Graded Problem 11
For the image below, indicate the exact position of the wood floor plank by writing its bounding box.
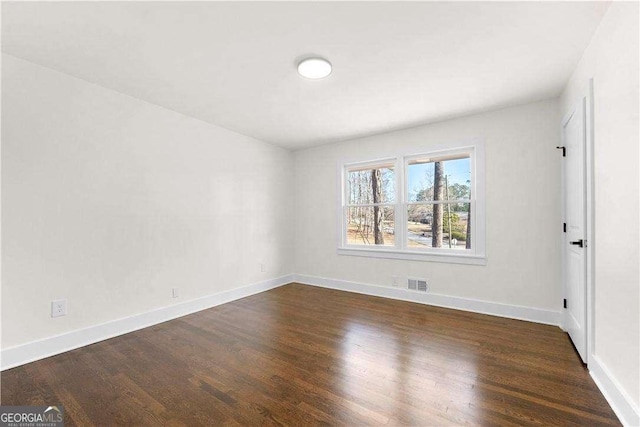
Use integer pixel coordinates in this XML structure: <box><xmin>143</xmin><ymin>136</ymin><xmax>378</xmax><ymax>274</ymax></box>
<box><xmin>1</xmin><ymin>283</ymin><xmax>621</xmax><ymax>426</ymax></box>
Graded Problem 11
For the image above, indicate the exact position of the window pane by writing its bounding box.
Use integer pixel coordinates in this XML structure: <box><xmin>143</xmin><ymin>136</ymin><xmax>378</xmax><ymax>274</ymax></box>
<box><xmin>347</xmin><ymin>166</ymin><xmax>395</xmax><ymax>204</ymax></box>
<box><xmin>407</xmin><ymin>203</ymin><xmax>470</xmax><ymax>250</ymax></box>
<box><xmin>346</xmin><ymin>206</ymin><xmax>395</xmax><ymax>246</ymax></box>
<box><xmin>407</xmin><ymin>155</ymin><xmax>471</xmax><ymax>202</ymax></box>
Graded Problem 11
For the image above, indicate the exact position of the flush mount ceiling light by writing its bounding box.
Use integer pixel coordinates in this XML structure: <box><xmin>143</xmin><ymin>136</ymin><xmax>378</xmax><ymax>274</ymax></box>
<box><xmin>297</xmin><ymin>57</ymin><xmax>332</xmax><ymax>79</ymax></box>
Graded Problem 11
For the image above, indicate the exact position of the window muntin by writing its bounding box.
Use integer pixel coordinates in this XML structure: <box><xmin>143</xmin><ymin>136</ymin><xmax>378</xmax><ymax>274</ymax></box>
<box><xmin>340</xmin><ymin>145</ymin><xmax>482</xmax><ymax>261</ymax></box>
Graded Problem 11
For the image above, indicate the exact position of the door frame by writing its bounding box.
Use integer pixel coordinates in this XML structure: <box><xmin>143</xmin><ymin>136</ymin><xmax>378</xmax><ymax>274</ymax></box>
<box><xmin>561</xmin><ymin>78</ymin><xmax>595</xmax><ymax>366</ymax></box>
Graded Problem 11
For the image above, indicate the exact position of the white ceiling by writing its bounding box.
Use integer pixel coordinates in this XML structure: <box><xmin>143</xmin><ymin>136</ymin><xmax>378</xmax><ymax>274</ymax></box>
<box><xmin>2</xmin><ymin>1</ymin><xmax>609</xmax><ymax>150</ymax></box>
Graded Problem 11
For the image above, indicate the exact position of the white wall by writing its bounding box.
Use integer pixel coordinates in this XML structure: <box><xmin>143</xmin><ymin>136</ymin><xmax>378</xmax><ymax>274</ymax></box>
<box><xmin>294</xmin><ymin>99</ymin><xmax>561</xmax><ymax>312</ymax></box>
<box><xmin>1</xmin><ymin>54</ymin><xmax>294</xmax><ymax>349</ymax></box>
<box><xmin>3</xmin><ymin>5</ymin><xmax>637</xmax><ymax>418</ymax></box>
<box><xmin>561</xmin><ymin>1</ymin><xmax>640</xmax><ymax>416</ymax></box>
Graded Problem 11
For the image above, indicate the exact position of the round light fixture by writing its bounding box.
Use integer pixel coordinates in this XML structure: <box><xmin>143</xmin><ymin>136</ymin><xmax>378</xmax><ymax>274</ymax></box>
<box><xmin>297</xmin><ymin>57</ymin><xmax>332</xmax><ymax>79</ymax></box>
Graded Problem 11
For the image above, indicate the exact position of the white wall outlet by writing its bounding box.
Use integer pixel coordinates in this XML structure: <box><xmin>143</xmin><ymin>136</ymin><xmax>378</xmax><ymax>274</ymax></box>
<box><xmin>172</xmin><ymin>288</ymin><xmax>179</xmax><ymax>298</ymax></box>
<box><xmin>260</xmin><ymin>263</ymin><xmax>266</xmax><ymax>273</ymax></box>
<box><xmin>392</xmin><ymin>276</ymin><xmax>400</xmax><ymax>287</ymax></box>
<box><xmin>51</xmin><ymin>299</ymin><xmax>67</xmax><ymax>318</ymax></box>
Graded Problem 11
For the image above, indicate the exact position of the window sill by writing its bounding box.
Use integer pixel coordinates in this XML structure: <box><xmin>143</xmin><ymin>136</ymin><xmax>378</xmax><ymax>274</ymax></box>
<box><xmin>337</xmin><ymin>247</ymin><xmax>486</xmax><ymax>265</ymax></box>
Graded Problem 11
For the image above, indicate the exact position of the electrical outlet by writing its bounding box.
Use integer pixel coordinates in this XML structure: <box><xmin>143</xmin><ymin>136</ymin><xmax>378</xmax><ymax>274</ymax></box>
<box><xmin>51</xmin><ymin>299</ymin><xmax>67</xmax><ymax>318</ymax></box>
<box><xmin>172</xmin><ymin>288</ymin><xmax>179</xmax><ymax>298</ymax></box>
<box><xmin>392</xmin><ymin>276</ymin><xmax>399</xmax><ymax>287</ymax></box>
<box><xmin>260</xmin><ymin>263</ymin><xmax>266</xmax><ymax>273</ymax></box>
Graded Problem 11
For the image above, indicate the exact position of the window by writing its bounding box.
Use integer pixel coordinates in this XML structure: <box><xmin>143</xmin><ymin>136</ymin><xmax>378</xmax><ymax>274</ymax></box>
<box><xmin>338</xmin><ymin>141</ymin><xmax>485</xmax><ymax>264</ymax></box>
<box><xmin>345</xmin><ymin>161</ymin><xmax>396</xmax><ymax>246</ymax></box>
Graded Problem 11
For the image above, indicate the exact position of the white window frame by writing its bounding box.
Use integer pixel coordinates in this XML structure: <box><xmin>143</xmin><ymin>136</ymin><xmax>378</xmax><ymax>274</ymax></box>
<box><xmin>337</xmin><ymin>139</ymin><xmax>486</xmax><ymax>265</ymax></box>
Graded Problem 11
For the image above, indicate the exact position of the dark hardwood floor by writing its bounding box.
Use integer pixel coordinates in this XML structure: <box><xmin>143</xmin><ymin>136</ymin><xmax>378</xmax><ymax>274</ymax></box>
<box><xmin>1</xmin><ymin>283</ymin><xmax>620</xmax><ymax>426</ymax></box>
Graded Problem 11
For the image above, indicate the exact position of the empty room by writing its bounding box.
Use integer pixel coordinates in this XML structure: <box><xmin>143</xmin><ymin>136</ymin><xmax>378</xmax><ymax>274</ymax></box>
<box><xmin>1</xmin><ymin>1</ymin><xmax>639</xmax><ymax>426</ymax></box>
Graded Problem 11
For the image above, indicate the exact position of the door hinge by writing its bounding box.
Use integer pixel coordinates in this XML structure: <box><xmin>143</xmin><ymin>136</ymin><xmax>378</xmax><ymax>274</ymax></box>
<box><xmin>563</xmin><ymin>299</ymin><xmax>567</xmax><ymax>309</ymax></box>
<box><xmin>570</xmin><ymin>239</ymin><xmax>584</xmax><ymax>248</ymax></box>
<box><xmin>563</xmin><ymin>223</ymin><xmax>566</xmax><ymax>233</ymax></box>
<box><xmin>556</xmin><ymin>146</ymin><xmax>566</xmax><ymax>157</ymax></box>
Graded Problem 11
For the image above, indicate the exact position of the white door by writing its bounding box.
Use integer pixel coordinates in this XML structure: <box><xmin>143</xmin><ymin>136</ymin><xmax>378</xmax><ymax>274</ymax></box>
<box><xmin>562</xmin><ymin>100</ymin><xmax>587</xmax><ymax>363</ymax></box>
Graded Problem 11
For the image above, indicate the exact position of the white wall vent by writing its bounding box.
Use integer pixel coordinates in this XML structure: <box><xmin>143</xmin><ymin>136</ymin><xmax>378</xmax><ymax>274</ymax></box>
<box><xmin>408</xmin><ymin>278</ymin><xmax>428</xmax><ymax>292</ymax></box>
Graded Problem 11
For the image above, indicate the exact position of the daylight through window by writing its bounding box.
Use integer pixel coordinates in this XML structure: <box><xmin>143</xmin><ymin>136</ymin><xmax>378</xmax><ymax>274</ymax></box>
<box><xmin>406</xmin><ymin>154</ymin><xmax>471</xmax><ymax>251</ymax></box>
<box><xmin>345</xmin><ymin>162</ymin><xmax>396</xmax><ymax>246</ymax></box>
<box><xmin>339</xmin><ymin>144</ymin><xmax>485</xmax><ymax>263</ymax></box>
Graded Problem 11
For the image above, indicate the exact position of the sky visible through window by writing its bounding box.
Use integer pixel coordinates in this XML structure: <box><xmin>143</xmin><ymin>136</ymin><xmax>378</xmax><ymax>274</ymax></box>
<box><xmin>407</xmin><ymin>157</ymin><xmax>470</xmax><ymax>200</ymax></box>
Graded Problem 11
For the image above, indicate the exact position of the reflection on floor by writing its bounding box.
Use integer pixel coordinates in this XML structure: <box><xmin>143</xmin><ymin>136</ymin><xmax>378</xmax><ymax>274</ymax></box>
<box><xmin>1</xmin><ymin>283</ymin><xmax>620</xmax><ymax>426</ymax></box>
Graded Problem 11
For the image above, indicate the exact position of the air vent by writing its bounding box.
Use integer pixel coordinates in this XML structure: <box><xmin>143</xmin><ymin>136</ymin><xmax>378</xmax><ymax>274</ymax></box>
<box><xmin>408</xmin><ymin>278</ymin><xmax>428</xmax><ymax>292</ymax></box>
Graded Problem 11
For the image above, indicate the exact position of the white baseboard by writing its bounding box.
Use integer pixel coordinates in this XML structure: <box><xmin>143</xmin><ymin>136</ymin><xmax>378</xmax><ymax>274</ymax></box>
<box><xmin>293</xmin><ymin>274</ymin><xmax>562</xmax><ymax>326</ymax></box>
<box><xmin>589</xmin><ymin>355</ymin><xmax>640</xmax><ymax>427</ymax></box>
<box><xmin>5</xmin><ymin>273</ymin><xmax>634</xmax><ymax>426</ymax></box>
<box><xmin>1</xmin><ymin>274</ymin><xmax>293</xmax><ymax>371</ymax></box>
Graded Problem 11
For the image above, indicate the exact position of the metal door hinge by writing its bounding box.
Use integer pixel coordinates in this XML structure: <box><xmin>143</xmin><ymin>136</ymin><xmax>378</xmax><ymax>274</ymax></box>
<box><xmin>563</xmin><ymin>223</ymin><xmax>566</xmax><ymax>233</ymax></box>
<box><xmin>563</xmin><ymin>299</ymin><xmax>567</xmax><ymax>309</ymax></box>
<box><xmin>570</xmin><ymin>239</ymin><xmax>584</xmax><ymax>248</ymax></box>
